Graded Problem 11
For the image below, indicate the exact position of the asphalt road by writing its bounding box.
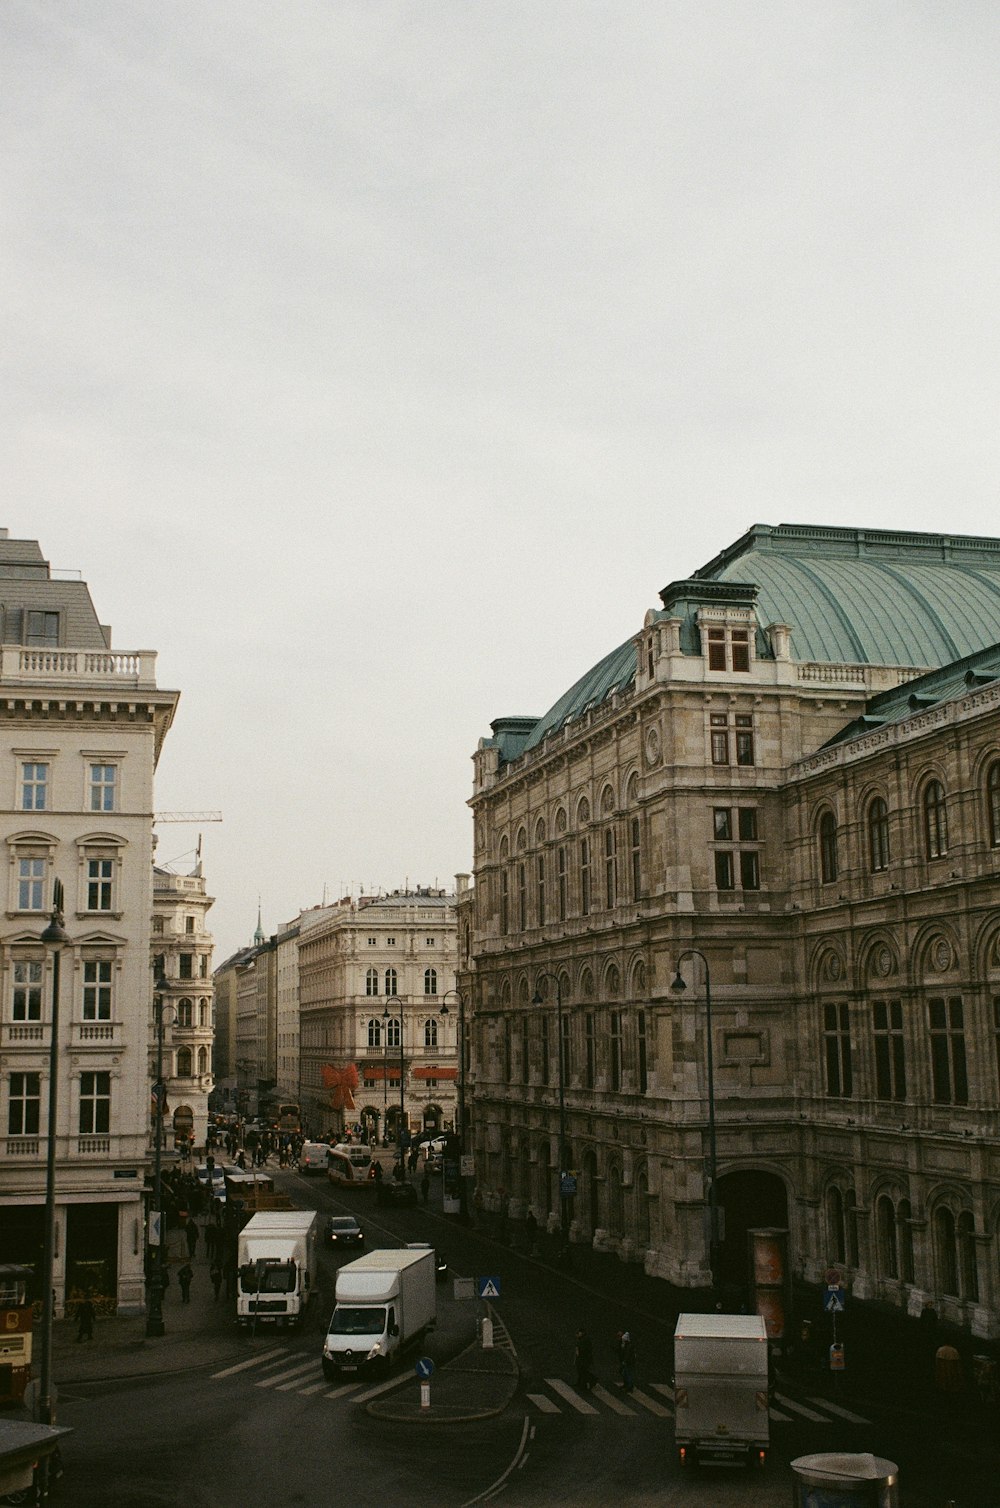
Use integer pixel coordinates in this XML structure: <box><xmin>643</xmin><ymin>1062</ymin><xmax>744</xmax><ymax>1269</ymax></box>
<box><xmin>52</xmin><ymin>1168</ymin><xmax>999</xmax><ymax>1507</ymax></box>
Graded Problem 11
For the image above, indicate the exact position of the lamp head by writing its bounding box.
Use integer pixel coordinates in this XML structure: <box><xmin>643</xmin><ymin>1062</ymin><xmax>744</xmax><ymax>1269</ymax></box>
<box><xmin>531</xmin><ymin>989</ymin><xmax>543</xmax><ymax>1006</ymax></box>
<box><xmin>41</xmin><ymin>912</ymin><xmax>70</xmax><ymax>947</ymax></box>
<box><xmin>670</xmin><ymin>971</ymin><xmax>687</xmax><ymax>995</ymax></box>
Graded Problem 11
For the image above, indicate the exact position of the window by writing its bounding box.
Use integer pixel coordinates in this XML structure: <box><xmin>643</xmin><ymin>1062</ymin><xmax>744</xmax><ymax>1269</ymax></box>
<box><xmin>539</xmin><ymin>1014</ymin><xmax>550</xmax><ymax>1084</ymax></box>
<box><xmin>425</xmin><ymin>936</ymin><xmax>435</xmax><ymax>945</ymax></box>
<box><xmin>579</xmin><ymin>838</ymin><xmax>591</xmax><ymax>916</ymax></box>
<box><xmin>876</xmin><ymin>1195</ymin><xmax>898</xmax><ymax>1279</ymax></box>
<box><xmin>924</xmin><ymin>780</ymin><xmax>948</xmax><ymax>859</ymax></box>
<box><xmin>79</xmin><ymin>1071</ymin><xmax>111</xmax><ymax>1134</ymax></box>
<box><xmin>20</xmin><ymin>762</ymin><xmax>48</xmax><ymax>811</ymax></box>
<box><xmin>823</xmin><ymin>1002</ymin><xmax>852</xmax><ymax>1097</ymax></box>
<box><xmin>177</xmin><ymin>998</ymin><xmax>193</xmax><ymax>1027</ymax></box>
<box><xmin>988</xmin><ymin>763</ymin><xmax>1000</xmax><ymax>848</ymax></box>
<box><xmin>712</xmin><ymin>808</ymin><xmax>761</xmax><ymax>892</ymax></box>
<box><xmin>424</xmin><ymin>968</ymin><xmax>437</xmax><ymax>996</ymax></box>
<box><xmin>872</xmin><ymin>999</ymin><xmax>906</xmax><ymax>1100</ymax></box>
<box><xmin>152</xmin><ymin>917</ymin><xmax>163</xmax><ymax>934</ymax></box>
<box><xmin>384</xmin><ymin>968</ymin><xmax>397</xmax><ymax>996</ymax></box>
<box><xmin>584</xmin><ymin>1012</ymin><xmax>595</xmax><ymax>1089</ymax></box>
<box><xmin>735</xmin><ymin>716</ymin><xmax>755</xmax><ymax>765</ymax></box>
<box><xmin>503</xmin><ymin>1019</ymin><xmax>512</xmax><ymax>1081</ymax></box>
<box><xmin>366</xmin><ymin>968</ymin><xmax>379</xmax><ymax>997</ymax></box>
<box><xmin>8</xmin><ymin>1072</ymin><xmax>40</xmax><ymax>1135</ymax></box>
<box><xmin>536</xmin><ymin>855</ymin><xmax>546</xmax><ymax>926</ymax></box>
<box><xmin>185</xmin><ymin>916</ymin><xmax>195</xmax><ymax>934</ymax></box>
<box><xmin>557</xmin><ymin>846</ymin><xmax>567</xmax><ymax>921</ymax></box>
<box><xmin>522</xmin><ymin>1017</ymin><xmax>530</xmax><ymax>1083</ymax></box>
<box><xmin>199</xmin><ymin>1000</ymin><xmax>208</xmax><ymax>1026</ymax></box>
<box><xmin>386</xmin><ymin>936</ymin><xmax>396</xmax><ymax>947</ymax></box>
<box><xmin>739</xmin><ymin>850</ymin><xmax>760</xmax><ymax>890</ymax></box>
<box><xmin>604</xmin><ymin>829</ymin><xmax>617</xmax><ymax>908</ymax></box>
<box><xmin>929</xmin><ymin>996</ymin><xmax>967</xmax><ymax>1104</ymax></box>
<box><xmin>26</xmin><ymin>611</ymin><xmax>59</xmax><ymax>646</ymax></box>
<box><xmin>819</xmin><ymin>812</ymin><xmax>838</xmax><ymax>884</ymax></box>
<box><xmin>934</xmin><ymin>1207</ymin><xmax>959</xmax><ymax>1296</ymax></box>
<box><xmin>714</xmin><ymin>851</ymin><xmax>735</xmax><ymax>890</ymax></box>
<box><xmin>176</xmin><ymin>1047</ymin><xmax>192</xmax><ymax>1076</ymax></box>
<box><xmin>636</xmin><ymin>1009</ymin><xmax>648</xmax><ymax>1093</ymax></box>
<box><xmin>609</xmin><ymin>1010</ymin><xmax>622</xmax><ymax>1092</ymax></box>
<box><xmin>385</xmin><ymin>1016</ymin><xmax>400</xmax><ymax>1048</ymax></box>
<box><xmin>423</xmin><ymin>1018</ymin><xmax>438</xmax><ymax>1048</ymax></box>
<box><xmin>368</xmin><ymin>936</ymin><xmax>377</xmax><ymax>946</ymax></box>
<box><xmin>89</xmin><ymin>763</ymin><xmax>118</xmax><ymax>812</ymax></box>
<box><xmin>500</xmin><ymin>870</ymin><xmax>510</xmax><ymax>934</ymax></box>
<box><xmin>12</xmin><ymin>961</ymin><xmax>42</xmax><ymax>1021</ymax></box>
<box><xmin>17</xmin><ymin>856</ymin><xmax>46</xmax><ymax>911</ymax></box>
<box><xmin>710</xmin><ymin>712</ymin><xmax>755</xmax><ymax>765</ymax></box>
<box><xmin>86</xmin><ymin>858</ymin><xmax>114</xmax><ymax>912</ymax></box>
<box><xmin>367</xmin><ymin>1018</ymin><xmax>382</xmax><ymax>1048</ymax></box>
<box><xmin>178</xmin><ymin>954</ymin><xmax>193</xmax><ymax>980</ymax></box>
<box><xmin>560</xmin><ymin>1011</ymin><xmax>571</xmax><ymax>1084</ymax></box>
<box><xmin>705</xmin><ymin>625</ymin><xmax>750</xmax><ymax>672</ymax></box>
<box><xmin>714</xmin><ymin>808</ymin><xmax>732</xmax><ymax>840</ymax></box>
<box><xmin>517</xmin><ymin>863</ymin><xmax>526</xmax><ymax>931</ymax></box>
<box><xmin>630</xmin><ymin>818</ymin><xmax>641</xmax><ymax>899</ymax></box>
<box><xmin>738</xmin><ymin>808</ymin><xmax>758</xmax><ymax>841</ymax></box>
<box><xmin>868</xmin><ymin>798</ymin><xmax>890</xmax><ymax>872</ymax></box>
<box><xmin>82</xmin><ymin>960</ymin><xmax>112</xmax><ymax>1021</ymax></box>
<box><xmin>198</xmin><ymin>1046</ymin><xmax>208</xmax><ymax>1074</ymax></box>
<box><xmin>710</xmin><ymin>713</ymin><xmax>729</xmax><ymax>765</ymax></box>
<box><xmin>958</xmin><ymin>1211</ymin><xmax>979</xmax><ymax>1302</ymax></box>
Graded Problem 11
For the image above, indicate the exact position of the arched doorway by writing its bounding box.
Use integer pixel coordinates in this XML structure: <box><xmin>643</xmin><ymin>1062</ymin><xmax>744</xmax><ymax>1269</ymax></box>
<box><xmin>717</xmin><ymin>1169</ymin><xmax>789</xmax><ymax>1303</ymax></box>
<box><xmin>172</xmin><ymin>1104</ymin><xmax>193</xmax><ymax>1151</ymax></box>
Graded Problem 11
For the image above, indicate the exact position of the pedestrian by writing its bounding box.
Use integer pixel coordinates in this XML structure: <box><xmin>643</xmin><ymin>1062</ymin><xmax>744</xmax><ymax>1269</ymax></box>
<box><xmin>617</xmin><ymin>1328</ymin><xmax>635</xmax><ymax>1391</ymax></box>
<box><xmin>210</xmin><ymin>1262</ymin><xmax>223</xmax><ymax>1302</ymax></box>
<box><xmin>236</xmin><ymin>1149</ymin><xmax>246</xmax><ymax>1170</ymax></box>
<box><xmin>75</xmin><ymin>1294</ymin><xmax>96</xmax><ymax>1342</ymax></box>
<box><xmin>575</xmin><ymin>1327</ymin><xmax>594</xmax><ymax>1392</ymax></box>
<box><xmin>185</xmin><ymin>1220</ymin><xmax>199</xmax><ymax>1259</ymax></box>
<box><xmin>178</xmin><ymin>1262</ymin><xmax>194</xmax><ymax>1303</ymax></box>
<box><xmin>421</xmin><ymin>1172</ymin><xmax>430</xmax><ymax>1205</ymax></box>
<box><xmin>203</xmin><ymin>1222</ymin><xmax>216</xmax><ymax>1260</ymax></box>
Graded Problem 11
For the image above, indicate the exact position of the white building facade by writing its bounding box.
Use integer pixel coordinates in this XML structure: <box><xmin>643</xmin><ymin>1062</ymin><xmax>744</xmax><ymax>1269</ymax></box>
<box><xmin>151</xmin><ymin>863</ymin><xmax>215</xmax><ymax>1154</ymax></box>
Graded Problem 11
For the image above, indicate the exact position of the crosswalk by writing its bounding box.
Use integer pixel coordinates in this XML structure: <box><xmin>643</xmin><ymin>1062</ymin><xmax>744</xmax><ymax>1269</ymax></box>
<box><xmin>210</xmin><ymin>1346</ymin><xmax>402</xmax><ymax>1405</ymax></box>
<box><xmin>524</xmin><ymin>1378</ymin><xmax>872</xmax><ymax>1427</ymax></box>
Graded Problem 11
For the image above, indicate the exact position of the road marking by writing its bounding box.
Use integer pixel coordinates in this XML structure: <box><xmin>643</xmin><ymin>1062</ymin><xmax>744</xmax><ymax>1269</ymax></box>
<box><xmin>544</xmin><ymin>1378</ymin><xmax>599</xmax><ymax>1415</ymax></box>
<box><xmin>352</xmin><ymin>1371</ymin><xmax>412</xmax><ymax>1402</ymax></box>
<box><xmin>649</xmin><ymin>1383</ymin><xmax>674</xmax><ymax>1401</ymax></box>
<box><xmin>806</xmin><ymin>1397</ymin><xmax>871</xmax><ymax>1424</ymax></box>
<box><xmin>269</xmin><ymin>1360</ymin><xmax>325</xmax><ymax>1390</ymax></box>
<box><xmin>773</xmin><ymin>1392</ymin><xmax>829</xmax><ymax>1422</ymax></box>
<box><xmin>211</xmin><ymin>1348</ymin><xmax>288</xmax><ymax>1378</ymax></box>
<box><xmin>591</xmin><ymin>1383</ymin><xmax>636</xmax><ymax>1416</ymax></box>
<box><xmin>320</xmin><ymin>1382</ymin><xmax>363</xmax><ymax>1400</ymax></box>
<box><xmin>527</xmin><ymin>1392</ymin><xmax>560</xmax><ymax>1413</ymax></box>
<box><xmin>627</xmin><ymin>1386</ymin><xmax>672</xmax><ymax>1418</ymax></box>
<box><xmin>769</xmin><ymin>1406</ymin><xmax>794</xmax><ymax>1422</ymax></box>
<box><xmin>297</xmin><ymin>1379</ymin><xmax>333</xmax><ymax>1396</ymax></box>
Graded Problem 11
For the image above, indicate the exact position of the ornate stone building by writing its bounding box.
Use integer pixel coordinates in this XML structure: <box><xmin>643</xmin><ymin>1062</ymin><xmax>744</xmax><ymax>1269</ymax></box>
<box><xmin>151</xmin><ymin>862</ymin><xmax>215</xmax><ymax>1153</ymax></box>
<box><xmin>464</xmin><ymin>524</ymin><xmax>1000</xmax><ymax>1340</ymax></box>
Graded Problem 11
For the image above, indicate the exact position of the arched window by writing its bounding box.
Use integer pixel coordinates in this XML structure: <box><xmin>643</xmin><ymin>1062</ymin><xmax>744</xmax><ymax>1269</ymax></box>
<box><xmin>366</xmin><ymin>968</ymin><xmax>379</xmax><ymax>997</ymax></box>
<box><xmin>924</xmin><ymin>780</ymin><xmax>948</xmax><ymax>858</ymax></box>
<box><xmin>385</xmin><ymin>1016</ymin><xmax>401</xmax><ymax>1049</ymax></box>
<box><xmin>176</xmin><ymin>1047</ymin><xmax>192</xmax><ymax>1077</ymax></box>
<box><xmin>424</xmin><ymin>968</ymin><xmax>437</xmax><ymax>996</ymax></box>
<box><xmin>367</xmin><ymin>1018</ymin><xmax>382</xmax><ymax>1049</ymax></box>
<box><xmin>897</xmin><ymin>1199</ymin><xmax>915</xmax><ymax>1284</ymax></box>
<box><xmin>819</xmin><ymin>811</ymin><xmax>838</xmax><ymax>884</ymax></box>
<box><xmin>197</xmin><ymin>1045</ymin><xmax>208</xmax><ymax>1074</ymax></box>
<box><xmin>604</xmin><ymin>828</ymin><xmax>617</xmax><ymax>908</ymax></box>
<box><xmin>876</xmin><ymin>1194</ymin><xmax>898</xmax><ymax>1279</ymax></box>
<box><xmin>384</xmin><ymin>967</ymin><xmax>397</xmax><ymax>996</ymax></box>
<box><xmin>987</xmin><ymin>761</ymin><xmax>1000</xmax><ymax>848</ymax></box>
<box><xmin>517</xmin><ymin>862</ymin><xmax>527</xmax><ymax>930</ymax></box>
<box><xmin>827</xmin><ymin>1185</ymin><xmax>846</xmax><ymax>1264</ymax></box>
<box><xmin>934</xmin><ymin>1206</ymin><xmax>959</xmax><ymax>1295</ymax></box>
<box><xmin>607</xmin><ymin>1163</ymin><xmax>623</xmax><ymax>1234</ymax></box>
<box><xmin>423</xmin><ymin>1017</ymin><xmax>438</xmax><ymax>1048</ymax></box>
<box><xmin>958</xmin><ymin>1211</ymin><xmax>979</xmax><ymax>1302</ymax></box>
<box><xmin>500</xmin><ymin>869</ymin><xmax>510</xmax><ymax>934</ymax></box>
<box><xmin>635</xmin><ymin>1164</ymin><xmax>651</xmax><ymax>1247</ymax></box>
<box><xmin>177</xmin><ymin>998</ymin><xmax>193</xmax><ymax>1028</ymax></box>
<box><xmin>845</xmin><ymin>1188</ymin><xmax>859</xmax><ymax>1267</ymax></box>
<box><xmin>868</xmin><ymin>797</ymin><xmax>890</xmax><ymax>872</ymax></box>
<box><xmin>199</xmin><ymin>999</ymin><xmax>209</xmax><ymax>1025</ymax></box>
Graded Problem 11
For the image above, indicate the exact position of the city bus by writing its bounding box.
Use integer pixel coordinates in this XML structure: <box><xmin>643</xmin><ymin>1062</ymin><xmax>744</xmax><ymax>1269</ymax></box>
<box><xmin>0</xmin><ymin>1264</ymin><xmax>34</xmax><ymax>1407</ymax></box>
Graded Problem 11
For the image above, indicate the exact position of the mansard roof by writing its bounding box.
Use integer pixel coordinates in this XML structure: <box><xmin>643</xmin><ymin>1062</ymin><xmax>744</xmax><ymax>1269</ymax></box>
<box><xmin>495</xmin><ymin>523</ymin><xmax>1000</xmax><ymax>760</ymax></box>
<box><xmin>826</xmin><ymin>640</ymin><xmax>1000</xmax><ymax>747</ymax></box>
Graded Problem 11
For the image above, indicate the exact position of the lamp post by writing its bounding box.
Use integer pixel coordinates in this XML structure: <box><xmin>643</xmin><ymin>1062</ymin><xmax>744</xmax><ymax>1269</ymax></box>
<box><xmin>440</xmin><ymin>990</ymin><xmax>467</xmax><ymax>1218</ymax></box>
<box><xmin>670</xmin><ymin>949</ymin><xmax>720</xmax><ymax>1300</ymax></box>
<box><xmin>531</xmin><ymin>972</ymin><xmax>569</xmax><ymax>1263</ymax></box>
<box><xmin>382</xmin><ymin>996</ymin><xmax>405</xmax><ymax>1167</ymax></box>
<box><xmin>38</xmin><ymin>881</ymin><xmax>70</xmax><ymax>1437</ymax></box>
<box><xmin>146</xmin><ymin>972</ymin><xmax>171</xmax><ymax>1337</ymax></box>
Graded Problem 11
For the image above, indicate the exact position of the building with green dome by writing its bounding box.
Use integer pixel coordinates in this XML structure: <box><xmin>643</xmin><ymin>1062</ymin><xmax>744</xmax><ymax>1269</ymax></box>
<box><xmin>462</xmin><ymin>523</ymin><xmax>1000</xmax><ymax>1342</ymax></box>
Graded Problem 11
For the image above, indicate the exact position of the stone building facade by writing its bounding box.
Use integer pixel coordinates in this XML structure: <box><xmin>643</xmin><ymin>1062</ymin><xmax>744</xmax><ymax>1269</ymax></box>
<box><xmin>151</xmin><ymin>863</ymin><xmax>215</xmax><ymax>1154</ymax></box>
<box><xmin>464</xmin><ymin>524</ymin><xmax>1000</xmax><ymax>1340</ymax></box>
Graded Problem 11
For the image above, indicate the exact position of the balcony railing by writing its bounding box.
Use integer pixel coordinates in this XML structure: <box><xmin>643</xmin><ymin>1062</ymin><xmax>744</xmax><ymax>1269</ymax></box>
<box><xmin>1</xmin><ymin>1023</ymin><xmax>45</xmax><ymax>1045</ymax></box>
<box><xmin>0</xmin><ymin>645</ymin><xmax>158</xmax><ymax>689</ymax></box>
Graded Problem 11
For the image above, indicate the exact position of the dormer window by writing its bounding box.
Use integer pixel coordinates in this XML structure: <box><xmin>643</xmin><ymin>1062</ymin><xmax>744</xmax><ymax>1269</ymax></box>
<box><xmin>706</xmin><ymin>625</ymin><xmax>751</xmax><ymax>672</ymax></box>
<box><xmin>25</xmin><ymin>610</ymin><xmax>59</xmax><ymax>647</ymax></box>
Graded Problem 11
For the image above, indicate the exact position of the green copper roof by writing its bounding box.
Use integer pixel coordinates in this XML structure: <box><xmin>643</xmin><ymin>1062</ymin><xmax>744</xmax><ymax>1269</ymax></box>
<box><xmin>828</xmin><ymin>640</ymin><xmax>1000</xmax><ymax>746</ymax></box>
<box><xmin>509</xmin><ymin>524</ymin><xmax>1000</xmax><ymax>758</ymax></box>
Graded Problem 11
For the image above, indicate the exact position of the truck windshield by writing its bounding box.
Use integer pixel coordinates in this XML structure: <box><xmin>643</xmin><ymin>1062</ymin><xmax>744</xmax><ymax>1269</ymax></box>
<box><xmin>329</xmin><ymin>1305</ymin><xmax>386</xmax><ymax>1336</ymax></box>
<box><xmin>240</xmin><ymin>1261</ymin><xmax>297</xmax><ymax>1294</ymax></box>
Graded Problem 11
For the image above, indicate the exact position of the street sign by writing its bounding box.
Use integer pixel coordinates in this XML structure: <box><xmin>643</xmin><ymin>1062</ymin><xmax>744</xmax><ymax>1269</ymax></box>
<box><xmin>453</xmin><ymin>1277</ymin><xmax>475</xmax><ymax>1301</ymax></box>
<box><xmin>824</xmin><ymin>1285</ymin><xmax>845</xmax><ymax>1313</ymax></box>
<box><xmin>415</xmin><ymin>1356</ymin><xmax>435</xmax><ymax>1379</ymax></box>
<box><xmin>149</xmin><ymin>1211</ymin><xmax>162</xmax><ymax>1246</ymax></box>
<box><xmin>460</xmin><ymin>1155</ymin><xmax>475</xmax><ymax>1177</ymax></box>
<box><xmin>478</xmin><ymin>1275</ymin><xmax>501</xmax><ymax>1299</ymax></box>
<box><xmin>560</xmin><ymin>1173</ymin><xmax>577</xmax><ymax>1197</ymax></box>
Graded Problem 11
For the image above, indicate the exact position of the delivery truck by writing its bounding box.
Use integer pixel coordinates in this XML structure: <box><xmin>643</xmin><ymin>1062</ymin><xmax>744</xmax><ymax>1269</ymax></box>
<box><xmin>672</xmin><ymin>1313</ymin><xmax>770</xmax><ymax>1469</ymax></box>
<box><xmin>322</xmin><ymin>1247</ymin><xmax>436</xmax><ymax>1378</ymax></box>
<box><xmin>236</xmin><ymin>1210</ymin><xmax>318</xmax><ymax>1328</ymax></box>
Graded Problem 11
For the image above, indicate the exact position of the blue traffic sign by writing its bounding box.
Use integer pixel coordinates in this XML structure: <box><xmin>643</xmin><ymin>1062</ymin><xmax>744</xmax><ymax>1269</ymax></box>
<box><xmin>415</xmin><ymin>1356</ymin><xmax>435</xmax><ymax>1379</ymax></box>
<box><xmin>560</xmin><ymin>1174</ymin><xmax>577</xmax><ymax>1197</ymax></box>
<box><xmin>478</xmin><ymin>1275</ymin><xmax>501</xmax><ymax>1299</ymax></box>
<box><xmin>824</xmin><ymin>1285</ymin><xmax>845</xmax><ymax>1313</ymax></box>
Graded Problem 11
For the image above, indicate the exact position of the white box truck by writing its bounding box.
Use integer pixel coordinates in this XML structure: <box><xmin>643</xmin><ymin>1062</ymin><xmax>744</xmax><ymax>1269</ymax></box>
<box><xmin>672</xmin><ymin>1313</ymin><xmax>770</xmax><ymax>1469</ymax></box>
<box><xmin>322</xmin><ymin>1247</ymin><xmax>436</xmax><ymax>1378</ymax></box>
<box><xmin>236</xmin><ymin>1210</ymin><xmax>318</xmax><ymax>1328</ymax></box>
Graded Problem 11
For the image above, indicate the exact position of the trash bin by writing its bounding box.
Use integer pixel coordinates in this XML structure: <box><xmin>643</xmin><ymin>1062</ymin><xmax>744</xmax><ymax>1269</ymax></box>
<box><xmin>790</xmin><ymin>1452</ymin><xmax>899</xmax><ymax>1507</ymax></box>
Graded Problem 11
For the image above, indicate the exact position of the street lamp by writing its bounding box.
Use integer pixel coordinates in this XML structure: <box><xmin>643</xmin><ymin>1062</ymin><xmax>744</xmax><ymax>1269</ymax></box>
<box><xmin>531</xmin><ymin>973</ymin><xmax>569</xmax><ymax>1263</ymax></box>
<box><xmin>38</xmin><ymin>880</ymin><xmax>70</xmax><ymax>1438</ymax></box>
<box><xmin>440</xmin><ymin>990</ymin><xmax>467</xmax><ymax>1219</ymax></box>
<box><xmin>146</xmin><ymin>971</ymin><xmax>172</xmax><ymax>1337</ymax></box>
<box><xmin>670</xmin><ymin>950</ymin><xmax>720</xmax><ymax>1300</ymax></box>
<box><xmin>382</xmin><ymin>996</ymin><xmax>405</xmax><ymax>1167</ymax></box>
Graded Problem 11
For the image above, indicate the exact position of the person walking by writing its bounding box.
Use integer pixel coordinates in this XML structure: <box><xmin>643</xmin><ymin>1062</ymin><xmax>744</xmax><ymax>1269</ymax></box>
<box><xmin>185</xmin><ymin>1220</ymin><xmax>199</xmax><ymax>1260</ymax></box>
<box><xmin>617</xmin><ymin>1329</ymin><xmax>635</xmax><ymax>1392</ymax></box>
<box><xmin>210</xmin><ymin>1262</ymin><xmax>223</xmax><ymax>1302</ymax></box>
<box><xmin>574</xmin><ymin>1327</ymin><xmax>595</xmax><ymax>1392</ymax></box>
<box><xmin>75</xmin><ymin>1294</ymin><xmax>96</xmax><ymax>1342</ymax></box>
<box><xmin>178</xmin><ymin>1262</ymin><xmax>194</xmax><ymax>1303</ymax></box>
<box><xmin>420</xmin><ymin>1171</ymin><xmax>431</xmax><ymax>1205</ymax></box>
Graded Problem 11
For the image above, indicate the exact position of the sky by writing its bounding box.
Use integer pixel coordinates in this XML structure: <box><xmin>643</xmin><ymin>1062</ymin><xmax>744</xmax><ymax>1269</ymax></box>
<box><xmin>4</xmin><ymin>2</ymin><xmax>1000</xmax><ymax>960</ymax></box>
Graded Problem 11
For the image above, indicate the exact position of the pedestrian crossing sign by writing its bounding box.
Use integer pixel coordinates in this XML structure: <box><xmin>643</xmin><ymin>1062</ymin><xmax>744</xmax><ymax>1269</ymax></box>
<box><xmin>478</xmin><ymin>1276</ymin><xmax>501</xmax><ymax>1299</ymax></box>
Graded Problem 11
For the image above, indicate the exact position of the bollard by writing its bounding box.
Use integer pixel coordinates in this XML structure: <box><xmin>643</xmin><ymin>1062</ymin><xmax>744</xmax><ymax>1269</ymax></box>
<box><xmin>481</xmin><ymin>1316</ymin><xmax>494</xmax><ymax>1349</ymax></box>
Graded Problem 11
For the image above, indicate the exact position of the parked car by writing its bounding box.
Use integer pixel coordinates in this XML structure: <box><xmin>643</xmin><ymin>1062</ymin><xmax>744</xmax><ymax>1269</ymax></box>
<box><xmin>376</xmin><ymin>1180</ymin><xmax>418</xmax><ymax>1208</ymax></box>
<box><xmin>324</xmin><ymin>1215</ymin><xmax>365</xmax><ymax>1248</ymax></box>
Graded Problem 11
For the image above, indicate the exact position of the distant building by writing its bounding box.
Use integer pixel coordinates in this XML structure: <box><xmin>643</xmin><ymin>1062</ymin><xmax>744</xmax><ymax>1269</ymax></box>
<box><xmin>151</xmin><ymin>862</ymin><xmax>215</xmax><ymax>1152</ymax></box>
<box><xmin>465</xmin><ymin>524</ymin><xmax>1000</xmax><ymax>1341</ymax></box>
<box><xmin>298</xmin><ymin>888</ymin><xmax>458</xmax><ymax>1144</ymax></box>
<box><xmin>0</xmin><ymin>528</ymin><xmax>178</xmax><ymax>1314</ymax></box>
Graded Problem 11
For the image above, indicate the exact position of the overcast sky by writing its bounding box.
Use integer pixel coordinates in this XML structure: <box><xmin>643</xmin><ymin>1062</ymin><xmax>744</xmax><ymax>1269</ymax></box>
<box><xmin>4</xmin><ymin>3</ymin><xmax>1000</xmax><ymax>959</ymax></box>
